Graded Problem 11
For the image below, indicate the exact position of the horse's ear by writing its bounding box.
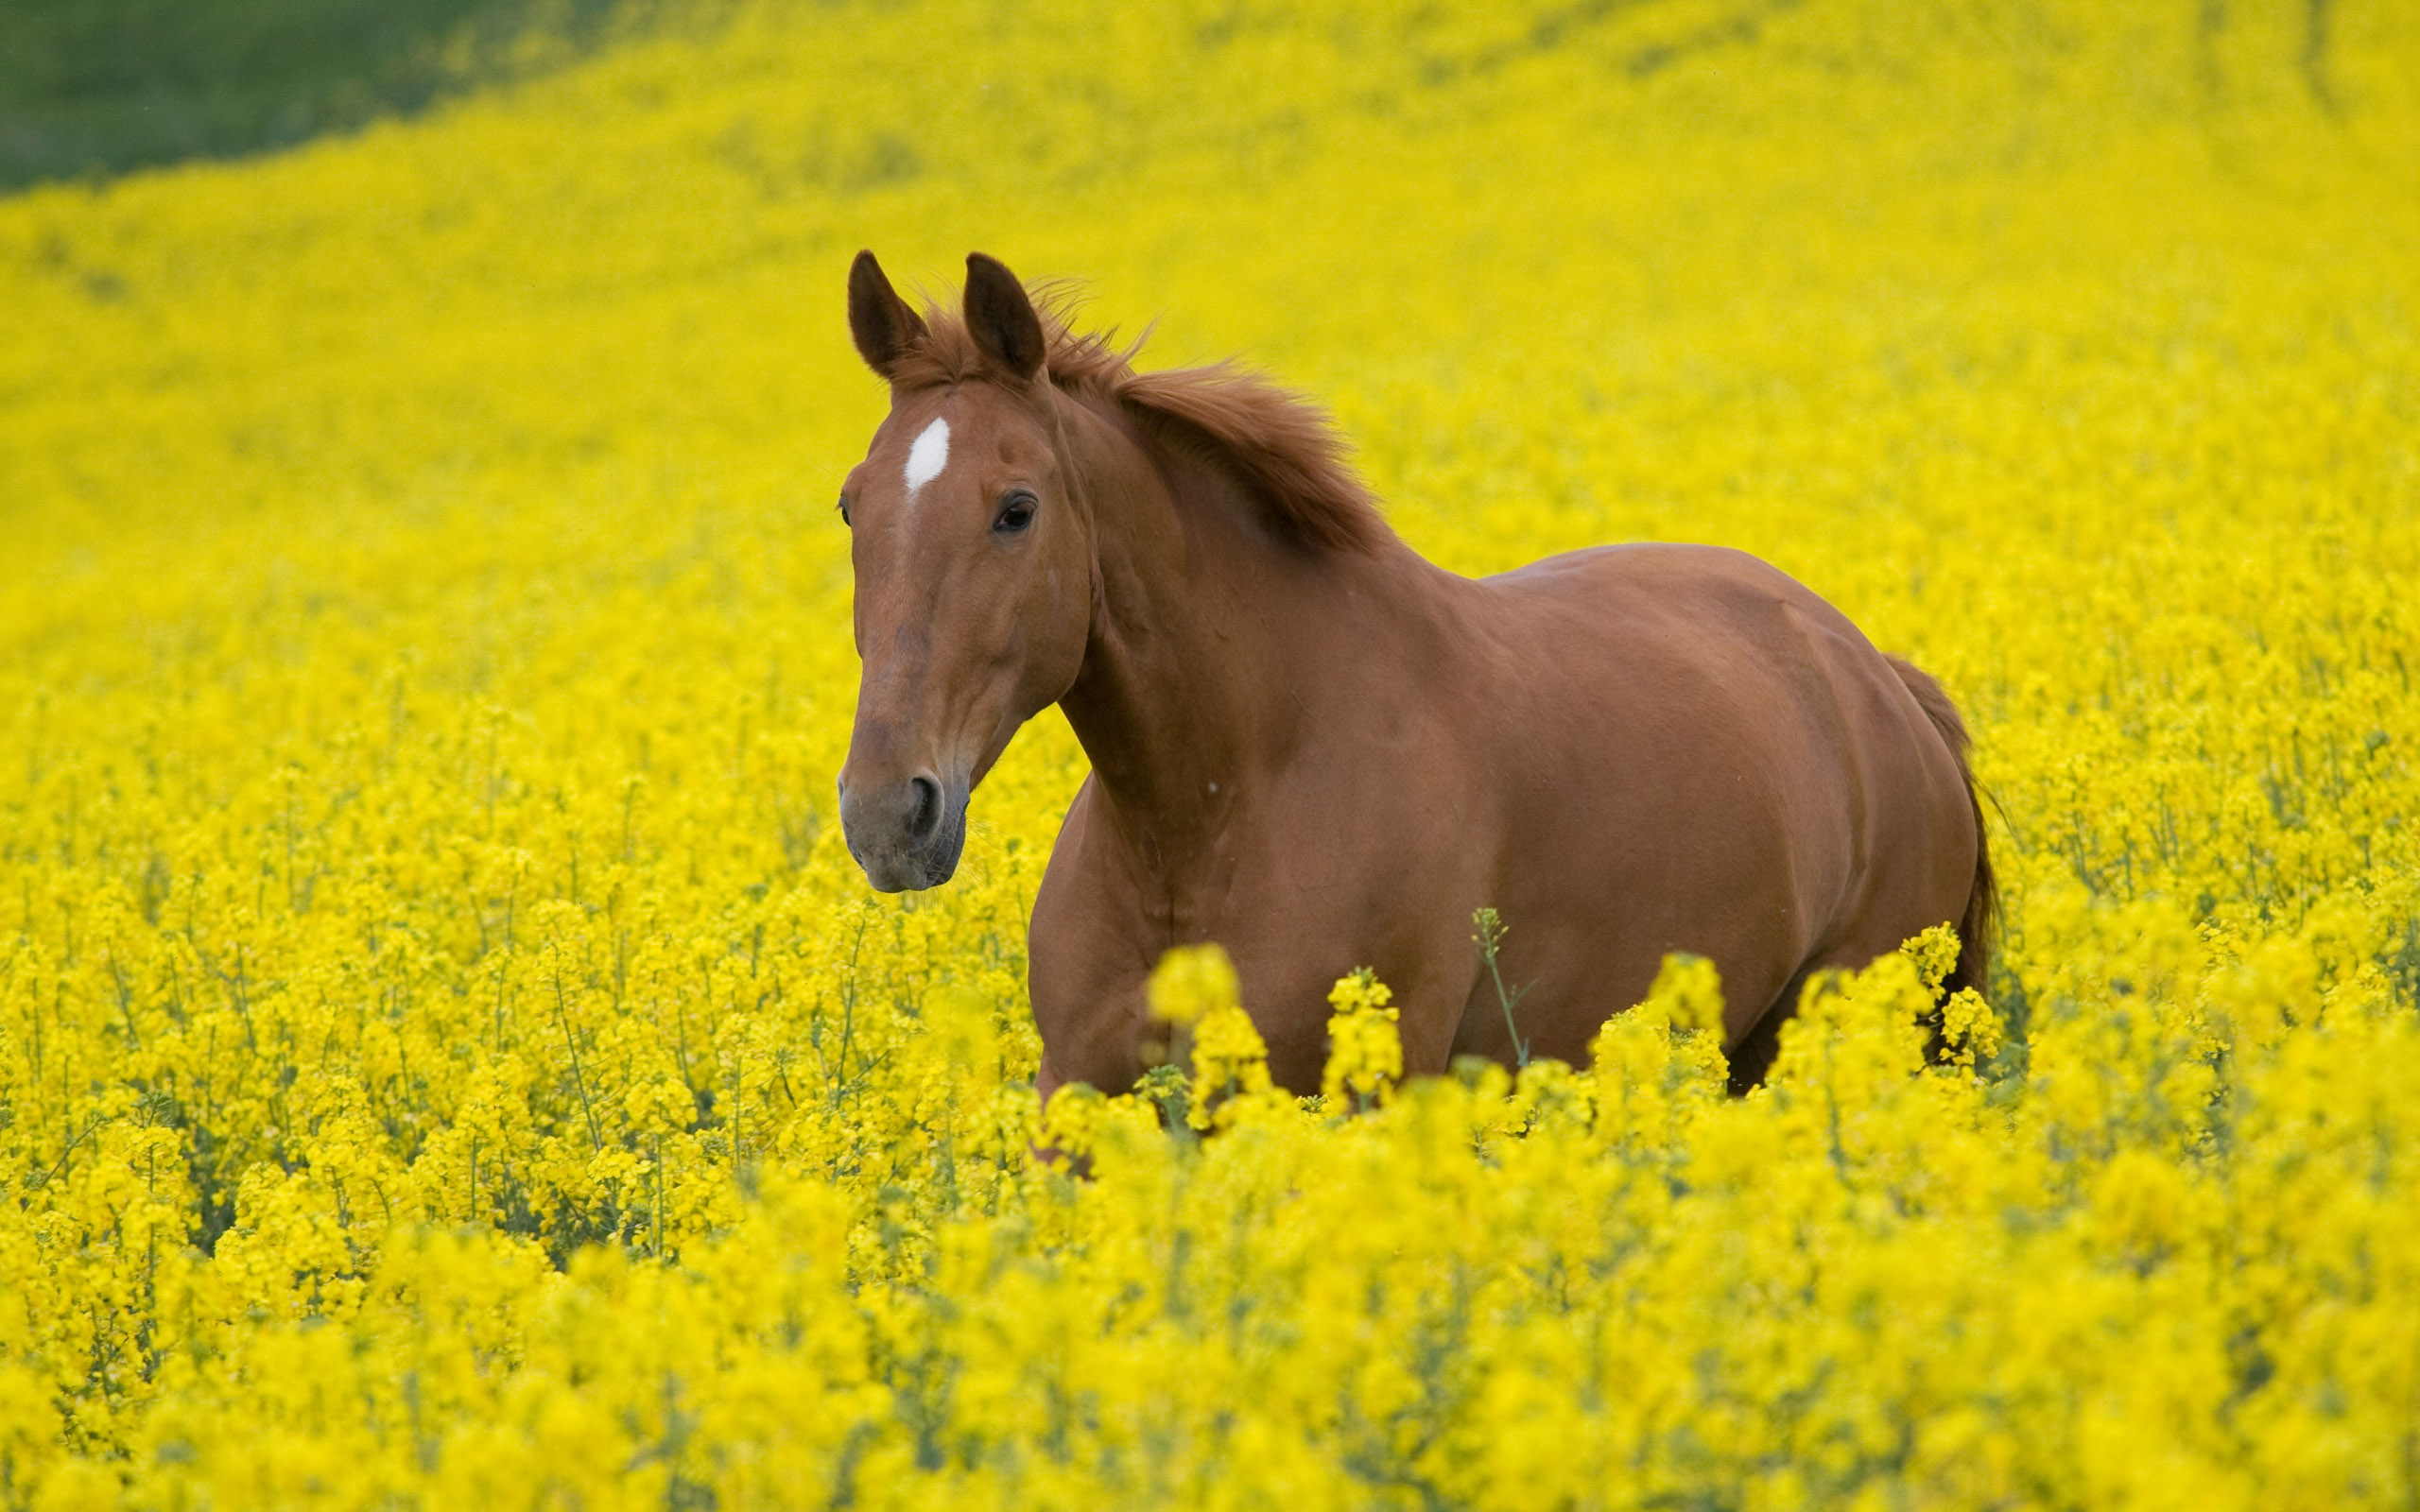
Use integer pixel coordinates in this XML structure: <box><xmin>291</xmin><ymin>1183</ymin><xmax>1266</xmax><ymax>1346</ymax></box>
<box><xmin>963</xmin><ymin>252</ymin><xmax>1046</xmax><ymax>381</ymax></box>
<box><xmin>848</xmin><ymin>250</ymin><xmax>926</xmax><ymax>380</ymax></box>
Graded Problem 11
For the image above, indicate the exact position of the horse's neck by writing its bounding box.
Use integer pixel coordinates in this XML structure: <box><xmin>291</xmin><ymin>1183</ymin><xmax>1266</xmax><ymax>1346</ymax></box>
<box><xmin>1054</xmin><ymin>398</ymin><xmax>1401</xmax><ymax>872</ymax></box>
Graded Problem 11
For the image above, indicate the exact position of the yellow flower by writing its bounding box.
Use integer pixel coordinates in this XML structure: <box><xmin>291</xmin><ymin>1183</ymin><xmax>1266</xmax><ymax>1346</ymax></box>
<box><xmin>1322</xmin><ymin>968</ymin><xmax>1403</xmax><ymax>1108</ymax></box>
<box><xmin>1145</xmin><ymin>942</ymin><xmax>1243</xmax><ymax>1029</ymax></box>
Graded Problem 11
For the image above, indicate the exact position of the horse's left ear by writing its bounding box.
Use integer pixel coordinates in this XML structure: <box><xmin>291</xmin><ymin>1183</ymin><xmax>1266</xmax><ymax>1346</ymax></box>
<box><xmin>964</xmin><ymin>252</ymin><xmax>1046</xmax><ymax>381</ymax></box>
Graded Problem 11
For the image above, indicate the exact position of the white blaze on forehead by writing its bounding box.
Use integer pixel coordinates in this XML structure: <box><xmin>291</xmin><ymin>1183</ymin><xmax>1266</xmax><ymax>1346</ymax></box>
<box><xmin>903</xmin><ymin>417</ymin><xmax>951</xmax><ymax>498</ymax></box>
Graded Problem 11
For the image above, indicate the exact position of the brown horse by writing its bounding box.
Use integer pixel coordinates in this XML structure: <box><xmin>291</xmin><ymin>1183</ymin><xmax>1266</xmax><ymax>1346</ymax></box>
<box><xmin>836</xmin><ymin>251</ymin><xmax>1993</xmax><ymax>1098</ymax></box>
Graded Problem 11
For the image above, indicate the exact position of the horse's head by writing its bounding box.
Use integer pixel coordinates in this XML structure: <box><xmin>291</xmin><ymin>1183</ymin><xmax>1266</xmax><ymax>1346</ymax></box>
<box><xmin>836</xmin><ymin>251</ymin><xmax>1095</xmax><ymax>891</ymax></box>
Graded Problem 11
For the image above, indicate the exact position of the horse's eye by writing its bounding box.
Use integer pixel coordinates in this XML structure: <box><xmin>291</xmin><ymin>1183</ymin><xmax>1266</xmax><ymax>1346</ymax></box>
<box><xmin>994</xmin><ymin>490</ymin><xmax>1037</xmax><ymax>535</ymax></box>
<box><xmin>837</xmin><ymin>491</ymin><xmax>851</xmax><ymax>526</ymax></box>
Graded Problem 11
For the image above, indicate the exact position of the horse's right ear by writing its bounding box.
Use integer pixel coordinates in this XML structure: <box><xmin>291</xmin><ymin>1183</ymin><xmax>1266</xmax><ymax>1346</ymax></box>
<box><xmin>848</xmin><ymin>250</ymin><xmax>926</xmax><ymax>380</ymax></box>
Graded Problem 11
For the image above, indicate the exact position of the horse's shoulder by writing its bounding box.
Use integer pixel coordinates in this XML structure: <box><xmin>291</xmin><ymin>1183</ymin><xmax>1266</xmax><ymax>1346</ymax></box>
<box><xmin>1028</xmin><ymin>778</ymin><xmax>1156</xmax><ymax>1057</ymax></box>
<box><xmin>1032</xmin><ymin>777</ymin><xmax>1118</xmax><ymax>916</ymax></box>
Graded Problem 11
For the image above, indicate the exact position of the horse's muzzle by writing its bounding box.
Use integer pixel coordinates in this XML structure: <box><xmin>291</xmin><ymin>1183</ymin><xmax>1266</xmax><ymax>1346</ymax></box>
<box><xmin>838</xmin><ymin>771</ymin><xmax>968</xmax><ymax>891</ymax></box>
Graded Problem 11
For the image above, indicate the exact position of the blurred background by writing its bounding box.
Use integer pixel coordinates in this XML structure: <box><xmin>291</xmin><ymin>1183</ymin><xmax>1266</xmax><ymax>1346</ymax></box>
<box><xmin>0</xmin><ymin>0</ymin><xmax>634</xmax><ymax>190</ymax></box>
<box><xmin>0</xmin><ymin>0</ymin><xmax>2382</xmax><ymax>191</ymax></box>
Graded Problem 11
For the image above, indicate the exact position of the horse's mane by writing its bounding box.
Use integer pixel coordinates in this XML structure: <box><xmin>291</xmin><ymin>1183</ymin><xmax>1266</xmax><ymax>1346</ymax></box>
<box><xmin>886</xmin><ymin>287</ymin><xmax>1391</xmax><ymax>556</ymax></box>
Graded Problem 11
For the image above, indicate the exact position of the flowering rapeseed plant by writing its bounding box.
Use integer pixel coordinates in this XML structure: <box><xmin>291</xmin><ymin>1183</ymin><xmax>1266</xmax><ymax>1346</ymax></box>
<box><xmin>1322</xmin><ymin>968</ymin><xmax>1402</xmax><ymax>1110</ymax></box>
<box><xmin>3</xmin><ymin>0</ymin><xmax>2418</xmax><ymax>1504</ymax></box>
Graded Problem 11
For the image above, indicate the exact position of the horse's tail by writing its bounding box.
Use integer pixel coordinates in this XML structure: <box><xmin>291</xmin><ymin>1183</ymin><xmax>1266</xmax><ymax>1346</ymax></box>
<box><xmin>1886</xmin><ymin>655</ymin><xmax>1996</xmax><ymax>1001</ymax></box>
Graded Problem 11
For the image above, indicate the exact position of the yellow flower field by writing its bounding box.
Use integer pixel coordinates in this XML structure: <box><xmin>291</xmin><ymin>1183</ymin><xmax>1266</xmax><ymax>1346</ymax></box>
<box><xmin>5</xmin><ymin>0</ymin><xmax>2419</xmax><ymax>1504</ymax></box>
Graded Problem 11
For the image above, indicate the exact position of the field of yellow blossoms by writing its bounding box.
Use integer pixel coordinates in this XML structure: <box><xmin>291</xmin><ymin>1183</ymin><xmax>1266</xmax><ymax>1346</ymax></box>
<box><xmin>6</xmin><ymin>0</ymin><xmax>2419</xmax><ymax>1505</ymax></box>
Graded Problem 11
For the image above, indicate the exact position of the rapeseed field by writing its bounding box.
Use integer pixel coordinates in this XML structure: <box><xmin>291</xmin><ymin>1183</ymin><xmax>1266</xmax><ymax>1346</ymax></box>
<box><xmin>6</xmin><ymin>0</ymin><xmax>2419</xmax><ymax>1505</ymax></box>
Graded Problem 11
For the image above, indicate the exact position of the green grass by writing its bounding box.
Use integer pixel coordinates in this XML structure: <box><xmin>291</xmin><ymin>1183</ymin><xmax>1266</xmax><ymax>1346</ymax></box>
<box><xmin>0</xmin><ymin>0</ymin><xmax>630</xmax><ymax>192</ymax></box>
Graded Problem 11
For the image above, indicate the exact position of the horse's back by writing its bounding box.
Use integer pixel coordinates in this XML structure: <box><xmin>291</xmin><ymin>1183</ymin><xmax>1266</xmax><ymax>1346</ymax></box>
<box><xmin>1459</xmin><ymin>541</ymin><xmax>1975</xmax><ymax>1050</ymax></box>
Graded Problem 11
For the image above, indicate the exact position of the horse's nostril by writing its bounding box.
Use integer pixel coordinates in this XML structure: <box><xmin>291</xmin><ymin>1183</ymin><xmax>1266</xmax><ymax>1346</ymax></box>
<box><xmin>907</xmin><ymin>776</ymin><xmax>942</xmax><ymax>841</ymax></box>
